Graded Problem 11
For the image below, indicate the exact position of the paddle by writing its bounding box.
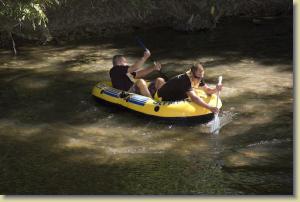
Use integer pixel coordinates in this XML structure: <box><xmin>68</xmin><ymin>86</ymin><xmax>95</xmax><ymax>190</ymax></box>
<box><xmin>211</xmin><ymin>76</ymin><xmax>222</xmax><ymax>134</ymax></box>
<box><xmin>135</xmin><ymin>36</ymin><xmax>148</xmax><ymax>51</ymax></box>
<box><xmin>135</xmin><ymin>36</ymin><xmax>168</xmax><ymax>81</ymax></box>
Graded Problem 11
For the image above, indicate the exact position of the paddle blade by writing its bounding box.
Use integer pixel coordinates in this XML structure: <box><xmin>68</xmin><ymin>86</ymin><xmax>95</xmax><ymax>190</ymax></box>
<box><xmin>210</xmin><ymin>75</ymin><xmax>223</xmax><ymax>134</ymax></box>
<box><xmin>218</xmin><ymin>76</ymin><xmax>223</xmax><ymax>85</ymax></box>
<box><xmin>135</xmin><ymin>36</ymin><xmax>147</xmax><ymax>50</ymax></box>
<box><xmin>210</xmin><ymin>114</ymin><xmax>220</xmax><ymax>134</ymax></box>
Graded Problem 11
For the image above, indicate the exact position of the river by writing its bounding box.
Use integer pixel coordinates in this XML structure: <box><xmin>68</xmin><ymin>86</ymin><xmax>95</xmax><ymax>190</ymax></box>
<box><xmin>0</xmin><ymin>16</ymin><xmax>293</xmax><ymax>194</ymax></box>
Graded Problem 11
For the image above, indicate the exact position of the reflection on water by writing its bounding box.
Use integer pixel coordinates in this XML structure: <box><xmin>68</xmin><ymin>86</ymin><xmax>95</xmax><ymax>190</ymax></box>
<box><xmin>0</xmin><ymin>16</ymin><xmax>293</xmax><ymax>194</ymax></box>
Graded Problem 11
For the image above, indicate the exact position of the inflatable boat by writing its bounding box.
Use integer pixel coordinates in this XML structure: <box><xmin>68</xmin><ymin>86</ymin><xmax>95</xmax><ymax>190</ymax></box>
<box><xmin>92</xmin><ymin>82</ymin><xmax>222</xmax><ymax>122</ymax></box>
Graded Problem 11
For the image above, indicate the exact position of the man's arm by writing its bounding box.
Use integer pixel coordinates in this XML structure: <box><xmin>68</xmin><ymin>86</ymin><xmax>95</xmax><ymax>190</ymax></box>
<box><xmin>202</xmin><ymin>83</ymin><xmax>222</xmax><ymax>95</ymax></box>
<box><xmin>134</xmin><ymin>62</ymin><xmax>161</xmax><ymax>79</ymax></box>
<box><xmin>186</xmin><ymin>90</ymin><xmax>219</xmax><ymax>113</ymax></box>
<box><xmin>128</xmin><ymin>49</ymin><xmax>151</xmax><ymax>73</ymax></box>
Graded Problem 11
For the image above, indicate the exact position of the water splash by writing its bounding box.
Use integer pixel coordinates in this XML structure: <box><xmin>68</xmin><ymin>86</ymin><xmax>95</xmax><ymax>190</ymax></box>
<box><xmin>199</xmin><ymin>111</ymin><xmax>237</xmax><ymax>134</ymax></box>
<box><xmin>247</xmin><ymin>138</ymin><xmax>292</xmax><ymax>147</ymax></box>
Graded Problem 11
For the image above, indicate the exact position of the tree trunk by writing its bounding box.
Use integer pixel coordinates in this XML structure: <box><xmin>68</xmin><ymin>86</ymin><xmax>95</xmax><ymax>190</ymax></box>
<box><xmin>9</xmin><ymin>31</ymin><xmax>17</xmax><ymax>55</ymax></box>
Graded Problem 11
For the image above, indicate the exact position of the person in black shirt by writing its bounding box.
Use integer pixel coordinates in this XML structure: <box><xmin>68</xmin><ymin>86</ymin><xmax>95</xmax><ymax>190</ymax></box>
<box><xmin>109</xmin><ymin>49</ymin><xmax>165</xmax><ymax>98</ymax></box>
<box><xmin>155</xmin><ymin>63</ymin><xmax>222</xmax><ymax>114</ymax></box>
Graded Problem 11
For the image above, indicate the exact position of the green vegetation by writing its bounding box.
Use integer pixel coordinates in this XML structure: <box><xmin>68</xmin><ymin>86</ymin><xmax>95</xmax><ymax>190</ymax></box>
<box><xmin>0</xmin><ymin>0</ymin><xmax>59</xmax><ymax>55</ymax></box>
<box><xmin>0</xmin><ymin>0</ymin><xmax>292</xmax><ymax>55</ymax></box>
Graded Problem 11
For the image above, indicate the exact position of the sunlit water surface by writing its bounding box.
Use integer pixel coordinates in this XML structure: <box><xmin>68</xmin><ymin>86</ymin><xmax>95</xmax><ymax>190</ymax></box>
<box><xmin>0</xmin><ymin>16</ymin><xmax>293</xmax><ymax>194</ymax></box>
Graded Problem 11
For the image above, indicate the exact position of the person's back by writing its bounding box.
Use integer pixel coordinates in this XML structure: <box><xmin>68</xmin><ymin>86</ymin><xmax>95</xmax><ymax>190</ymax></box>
<box><xmin>157</xmin><ymin>74</ymin><xmax>190</xmax><ymax>101</ymax></box>
<box><xmin>157</xmin><ymin>73</ymin><xmax>205</xmax><ymax>101</ymax></box>
<box><xmin>109</xmin><ymin>65</ymin><xmax>134</xmax><ymax>91</ymax></box>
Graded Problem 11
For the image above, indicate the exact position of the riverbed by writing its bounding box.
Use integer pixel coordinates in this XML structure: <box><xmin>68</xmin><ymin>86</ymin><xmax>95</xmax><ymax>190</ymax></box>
<box><xmin>0</xmin><ymin>16</ymin><xmax>293</xmax><ymax>194</ymax></box>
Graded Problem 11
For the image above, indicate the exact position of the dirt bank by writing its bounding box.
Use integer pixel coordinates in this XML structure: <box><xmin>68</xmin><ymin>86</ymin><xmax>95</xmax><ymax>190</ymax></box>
<box><xmin>46</xmin><ymin>0</ymin><xmax>292</xmax><ymax>41</ymax></box>
<box><xmin>0</xmin><ymin>0</ymin><xmax>292</xmax><ymax>46</ymax></box>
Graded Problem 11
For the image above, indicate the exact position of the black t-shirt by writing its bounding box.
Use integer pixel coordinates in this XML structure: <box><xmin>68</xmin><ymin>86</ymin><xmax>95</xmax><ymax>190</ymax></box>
<box><xmin>109</xmin><ymin>65</ymin><xmax>136</xmax><ymax>91</ymax></box>
<box><xmin>157</xmin><ymin>73</ymin><xmax>205</xmax><ymax>101</ymax></box>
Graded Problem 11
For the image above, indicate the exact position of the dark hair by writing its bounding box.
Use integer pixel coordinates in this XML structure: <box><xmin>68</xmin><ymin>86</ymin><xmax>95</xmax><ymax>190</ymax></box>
<box><xmin>112</xmin><ymin>55</ymin><xmax>124</xmax><ymax>66</ymax></box>
<box><xmin>190</xmin><ymin>63</ymin><xmax>204</xmax><ymax>76</ymax></box>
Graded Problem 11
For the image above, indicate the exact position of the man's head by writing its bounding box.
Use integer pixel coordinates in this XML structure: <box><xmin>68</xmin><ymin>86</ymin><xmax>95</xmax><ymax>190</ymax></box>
<box><xmin>112</xmin><ymin>55</ymin><xmax>128</xmax><ymax>66</ymax></box>
<box><xmin>190</xmin><ymin>63</ymin><xmax>204</xmax><ymax>80</ymax></box>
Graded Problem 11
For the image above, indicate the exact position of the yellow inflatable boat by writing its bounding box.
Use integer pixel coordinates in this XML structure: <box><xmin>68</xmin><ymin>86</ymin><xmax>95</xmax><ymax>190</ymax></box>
<box><xmin>92</xmin><ymin>82</ymin><xmax>222</xmax><ymax>122</ymax></box>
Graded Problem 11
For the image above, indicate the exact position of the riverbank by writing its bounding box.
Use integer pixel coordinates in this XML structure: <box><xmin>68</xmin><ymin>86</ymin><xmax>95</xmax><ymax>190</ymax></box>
<box><xmin>0</xmin><ymin>0</ymin><xmax>292</xmax><ymax>47</ymax></box>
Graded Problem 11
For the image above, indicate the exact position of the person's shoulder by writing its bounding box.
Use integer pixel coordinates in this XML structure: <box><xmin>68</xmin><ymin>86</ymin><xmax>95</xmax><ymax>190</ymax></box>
<box><xmin>175</xmin><ymin>73</ymin><xmax>187</xmax><ymax>79</ymax></box>
<box><xmin>109</xmin><ymin>66</ymin><xmax>116</xmax><ymax>73</ymax></box>
<box><xmin>112</xmin><ymin>65</ymin><xmax>129</xmax><ymax>68</ymax></box>
<box><xmin>180</xmin><ymin>73</ymin><xmax>190</xmax><ymax>82</ymax></box>
<box><xmin>167</xmin><ymin>73</ymin><xmax>187</xmax><ymax>81</ymax></box>
<box><xmin>111</xmin><ymin>65</ymin><xmax>129</xmax><ymax>71</ymax></box>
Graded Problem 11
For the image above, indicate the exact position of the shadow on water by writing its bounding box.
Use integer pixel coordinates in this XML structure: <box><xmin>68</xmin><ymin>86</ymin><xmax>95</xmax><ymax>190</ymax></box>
<box><xmin>0</xmin><ymin>103</ymin><xmax>292</xmax><ymax>194</ymax></box>
<box><xmin>104</xmin><ymin>16</ymin><xmax>292</xmax><ymax>67</ymax></box>
<box><xmin>219</xmin><ymin>112</ymin><xmax>293</xmax><ymax>194</ymax></box>
<box><xmin>0</xmin><ymin>16</ymin><xmax>293</xmax><ymax>194</ymax></box>
<box><xmin>0</xmin><ymin>130</ymin><xmax>233</xmax><ymax>194</ymax></box>
<box><xmin>0</xmin><ymin>79</ymin><xmax>293</xmax><ymax>194</ymax></box>
<box><xmin>0</xmin><ymin>68</ymin><xmax>110</xmax><ymax>125</ymax></box>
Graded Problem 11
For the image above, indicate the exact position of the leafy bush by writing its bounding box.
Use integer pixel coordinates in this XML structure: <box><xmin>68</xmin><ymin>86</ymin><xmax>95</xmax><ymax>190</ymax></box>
<box><xmin>0</xmin><ymin>0</ymin><xmax>59</xmax><ymax>54</ymax></box>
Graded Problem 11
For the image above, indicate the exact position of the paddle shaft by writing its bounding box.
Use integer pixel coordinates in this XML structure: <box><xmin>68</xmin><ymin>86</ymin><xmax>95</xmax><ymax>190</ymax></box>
<box><xmin>215</xmin><ymin>76</ymin><xmax>222</xmax><ymax>109</ymax></box>
<box><xmin>135</xmin><ymin>36</ymin><xmax>168</xmax><ymax>80</ymax></box>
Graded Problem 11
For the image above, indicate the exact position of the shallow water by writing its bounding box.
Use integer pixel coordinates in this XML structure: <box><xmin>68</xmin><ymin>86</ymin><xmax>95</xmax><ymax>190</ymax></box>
<box><xmin>0</xmin><ymin>16</ymin><xmax>293</xmax><ymax>194</ymax></box>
